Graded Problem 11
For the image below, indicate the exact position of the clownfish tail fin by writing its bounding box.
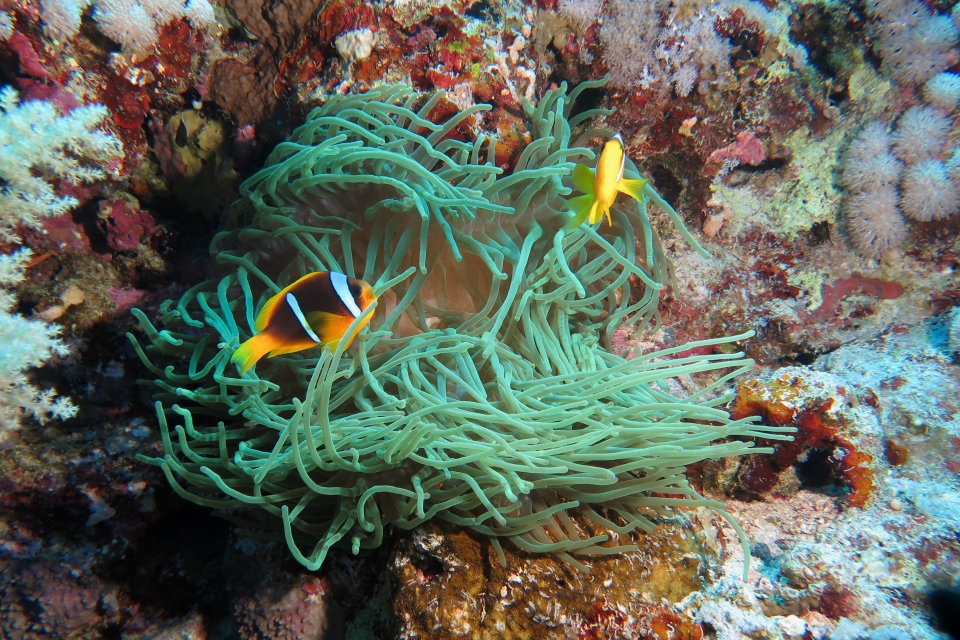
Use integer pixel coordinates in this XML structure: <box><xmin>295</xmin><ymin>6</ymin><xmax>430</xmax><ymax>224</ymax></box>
<box><xmin>617</xmin><ymin>178</ymin><xmax>648</xmax><ymax>202</ymax></box>
<box><xmin>231</xmin><ymin>332</ymin><xmax>277</xmax><ymax>374</ymax></box>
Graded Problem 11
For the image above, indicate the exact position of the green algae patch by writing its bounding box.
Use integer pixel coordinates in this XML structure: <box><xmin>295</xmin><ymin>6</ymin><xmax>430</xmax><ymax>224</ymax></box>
<box><xmin>769</xmin><ymin>126</ymin><xmax>845</xmax><ymax>239</ymax></box>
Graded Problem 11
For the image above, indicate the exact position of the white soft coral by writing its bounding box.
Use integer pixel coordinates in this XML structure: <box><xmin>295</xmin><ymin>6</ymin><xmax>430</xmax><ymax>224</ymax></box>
<box><xmin>0</xmin><ymin>89</ymin><xmax>119</xmax><ymax>438</ymax></box>
<box><xmin>42</xmin><ymin>0</ymin><xmax>218</xmax><ymax>50</ymax></box>
<box><xmin>0</xmin><ymin>87</ymin><xmax>122</xmax><ymax>242</ymax></box>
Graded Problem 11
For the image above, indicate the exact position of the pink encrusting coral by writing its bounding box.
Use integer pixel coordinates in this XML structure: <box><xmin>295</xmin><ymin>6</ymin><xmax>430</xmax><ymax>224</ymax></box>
<box><xmin>707</xmin><ymin>131</ymin><xmax>768</xmax><ymax>167</ymax></box>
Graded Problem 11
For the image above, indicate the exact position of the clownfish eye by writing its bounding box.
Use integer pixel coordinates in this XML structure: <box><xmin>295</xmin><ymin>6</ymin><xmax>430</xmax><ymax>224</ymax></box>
<box><xmin>349</xmin><ymin>284</ymin><xmax>362</xmax><ymax>298</ymax></box>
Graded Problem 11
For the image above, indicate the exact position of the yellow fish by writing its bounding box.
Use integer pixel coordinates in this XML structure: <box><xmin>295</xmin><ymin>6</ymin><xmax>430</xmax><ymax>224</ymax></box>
<box><xmin>565</xmin><ymin>133</ymin><xmax>648</xmax><ymax>228</ymax></box>
<box><xmin>232</xmin><ymin>271</ymin><xmax>377</xmax><ymax>374</ymax></box>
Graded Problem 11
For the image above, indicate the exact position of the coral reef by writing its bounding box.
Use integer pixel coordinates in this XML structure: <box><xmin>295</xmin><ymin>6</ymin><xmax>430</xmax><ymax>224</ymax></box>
<box><xmin>0</xmin><ymin>0</ymin><xmax>958</xmax><ymax>637</ymax></box>
<box><xmin>682</xmin><ymin>321</ymin><xmax>960</xmax><ymax>640</ymax></box>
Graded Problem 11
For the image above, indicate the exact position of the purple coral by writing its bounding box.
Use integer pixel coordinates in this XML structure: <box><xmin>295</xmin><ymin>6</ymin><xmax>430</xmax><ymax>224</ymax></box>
<box><xmin>842</xmin><ymin>121</ymin><xmax>909</xmax><ymax>257</ymax></box>
<box><xmin>845</xmin><ymin>187</ymin><xmax>909</xmax><ymax>258</ymax></box>
<box><xmin>866</xmin><ymin>0</ymin><xmax>959</xmax><ymax>85</ymax></box>
<box><xmin>900</xmin><ymin>160</ymin><xmax>960</xmax><ymax>221</ymax></box>
<box><xmin>841</xmin><ymin>121</ymin><xmax>903</xmax><ymax>191</ymax></box>
<box><xmin>892</xmin><ymin>106</ymin><xmax>952</xmax><ymax>164</ymax></box>
<box><xmin>924</xmin><ymin>72</ymin><xmax>960</xmax><ymax>112</ymax></box>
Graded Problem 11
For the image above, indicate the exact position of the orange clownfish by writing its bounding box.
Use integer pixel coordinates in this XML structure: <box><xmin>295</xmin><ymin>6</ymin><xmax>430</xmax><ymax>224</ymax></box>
<box><xmin>231</xmin><ymin>271</ymin><xmax>377</xmax><ymax>374</ymax></box>
<box><xmin>565</xmin><ymin>133</ymin><xmax>649</xmax><ymax>228</ymax></box>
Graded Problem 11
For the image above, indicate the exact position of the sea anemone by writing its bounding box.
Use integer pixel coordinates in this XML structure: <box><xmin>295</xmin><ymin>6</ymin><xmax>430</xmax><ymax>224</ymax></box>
<box><xmin>129</xmin><ymin>80</ymin><xmax>791</xmax><ymax>574</ymax></box>
<box><xmin>900</xmin><ymin>159</ymin><xmax>960</xmax><ymax>221</ymax></box>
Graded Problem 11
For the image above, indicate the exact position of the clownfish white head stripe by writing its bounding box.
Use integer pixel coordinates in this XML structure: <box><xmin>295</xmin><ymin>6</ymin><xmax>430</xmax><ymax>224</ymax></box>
<box><xmin>286</xmin><ymin>293</ymin><xmax>322</xmax><ymax>343</ymax></box>
<box><xmin>331</xmin><ymin>271</ymin><xmax>363</xmax><ymax>318</ymax></box>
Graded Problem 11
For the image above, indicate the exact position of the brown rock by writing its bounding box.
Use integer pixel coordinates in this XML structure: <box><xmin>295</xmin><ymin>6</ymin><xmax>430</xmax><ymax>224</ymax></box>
<box><xmin>392</xmin><ymin>518</ymin><xmax>712</xmax><ymax>639</ymax></box>
<box><xmin>208</xmin><ymin>0</ymin><xmax>326</xmax><ymax>125</ymax></box>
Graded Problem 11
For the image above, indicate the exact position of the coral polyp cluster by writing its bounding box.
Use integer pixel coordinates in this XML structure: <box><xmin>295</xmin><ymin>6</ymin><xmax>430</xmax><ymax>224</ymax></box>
<box><xmin>130</xmin><ymin>79</ymin><xmax>791</xmax><ymax>572</ymax></box>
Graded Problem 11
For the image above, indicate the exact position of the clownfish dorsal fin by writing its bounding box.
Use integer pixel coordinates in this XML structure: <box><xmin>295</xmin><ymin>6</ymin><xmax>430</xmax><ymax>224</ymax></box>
<box><xmin>254</xmin><ymin>293</ymin><xmax>282</xmax><ymax>333</ymax></box>
<box><xmin>254</xmin><ymin>272</ymin><xmax>324</xmax><ymax>333</ymax></box>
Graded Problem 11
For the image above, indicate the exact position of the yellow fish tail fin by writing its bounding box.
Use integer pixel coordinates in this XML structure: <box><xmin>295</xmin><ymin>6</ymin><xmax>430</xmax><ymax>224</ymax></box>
<box><xmin>231</xmin><ymin>332</ymin><xmax>279</xmax><ymax>374</ymax></box>
<box><xmin>617</xmin><ymin>178</ymin><xmax>648</xmax><ymax>202</ymax></box>
<box><xmin>572</xmin><ymin>162</ymin><xmax>595</xmax><ymax>195</ymax></box>
<box><xmin>587</xmin><ymin>200</ymin><xmax>604</xmax><ymax>225</ymax></box>
<box><xmin>563</xmin><ymin>194</ymin><xmax>597</xmax><ymax>229</ymax></box>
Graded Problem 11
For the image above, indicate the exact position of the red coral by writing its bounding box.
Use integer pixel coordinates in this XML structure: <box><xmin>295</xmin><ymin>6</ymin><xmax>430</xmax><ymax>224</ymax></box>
<box><xmin>107</xmin><ymin>287</ymin><xmax>146</xmax><ymax>312</ymax></box>
<box><xmin>578</xmin><ymin>599</ymin><xmax>629</xmax><ymax>640</ymax></box>
<box><xmin>97</xmin><ymin>198</ymin><xmax>156</xmax><ymax>252</ymax></box>
<box><xmin>805</xmin><ymin>274</ymin><xmax>904</xmax><ymax>324</ymax></box>
<box><xmin>819</xmin><ymin>586</ymin><xmax>859</xmax><ymax>619</ymax></box>
<box><xmin>706</xmin><ymin>131</ymin><xmax>768</xmax><ymax>166</ymax></box>
<box><xmin>1</xmin><ymin>30</ymin><xmax>53</xmax><ymax>80</ymax></box>
<box><xmin>730</xmin><ymin>378</ymin><xmax>875</xmax><ymax>506</ymax></box>
<box><xmin>425</xmin><ymin>68</ymin><xmax>461</xmax><ymax>91</ymax></box>
<box><xmin>884</xmin><ymin>439</ymin><xmax>909</xmax><ymax>466</ymax></box>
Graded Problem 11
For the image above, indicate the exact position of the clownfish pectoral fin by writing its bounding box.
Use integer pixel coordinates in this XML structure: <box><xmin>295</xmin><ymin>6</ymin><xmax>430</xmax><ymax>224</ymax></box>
<box><xmin>564</xmin><ymin>194</ymin><xmax>598</xmax><ymax>229</ymax></box>
<box><xmin>265</xmin><ymin>338</ymin><xmax>323</xmax><ymax>358</ymax></box>
<box><xmin>304</xmin><ymin>311</ymin><xmax>351</xmax><ymax>343</ymax></box>
<box><xmin>572</xmin><ymin>162</ymin><xmax>595</xmax><ymax>195</ymax></box>
<box><xmin>587</xmin><ymin>200</ymin><xmax>603</xmax><ymax>224</ymax></box>
<box><xmin>617</xmin><ymin>178</ymin><xmax>648</xmax><ymax>203</ymax></box>
<box><xmin>232</xmin><ymin>332</ymin><xmax>280</xmax><ymax>374</ymax></box>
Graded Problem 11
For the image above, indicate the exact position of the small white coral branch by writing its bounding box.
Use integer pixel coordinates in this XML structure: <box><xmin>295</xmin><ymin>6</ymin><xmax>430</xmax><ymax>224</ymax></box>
<box><xmin>0</xmin><ymin>250</ymin><xmax>77</xmax><ymax>439</ymax></box>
